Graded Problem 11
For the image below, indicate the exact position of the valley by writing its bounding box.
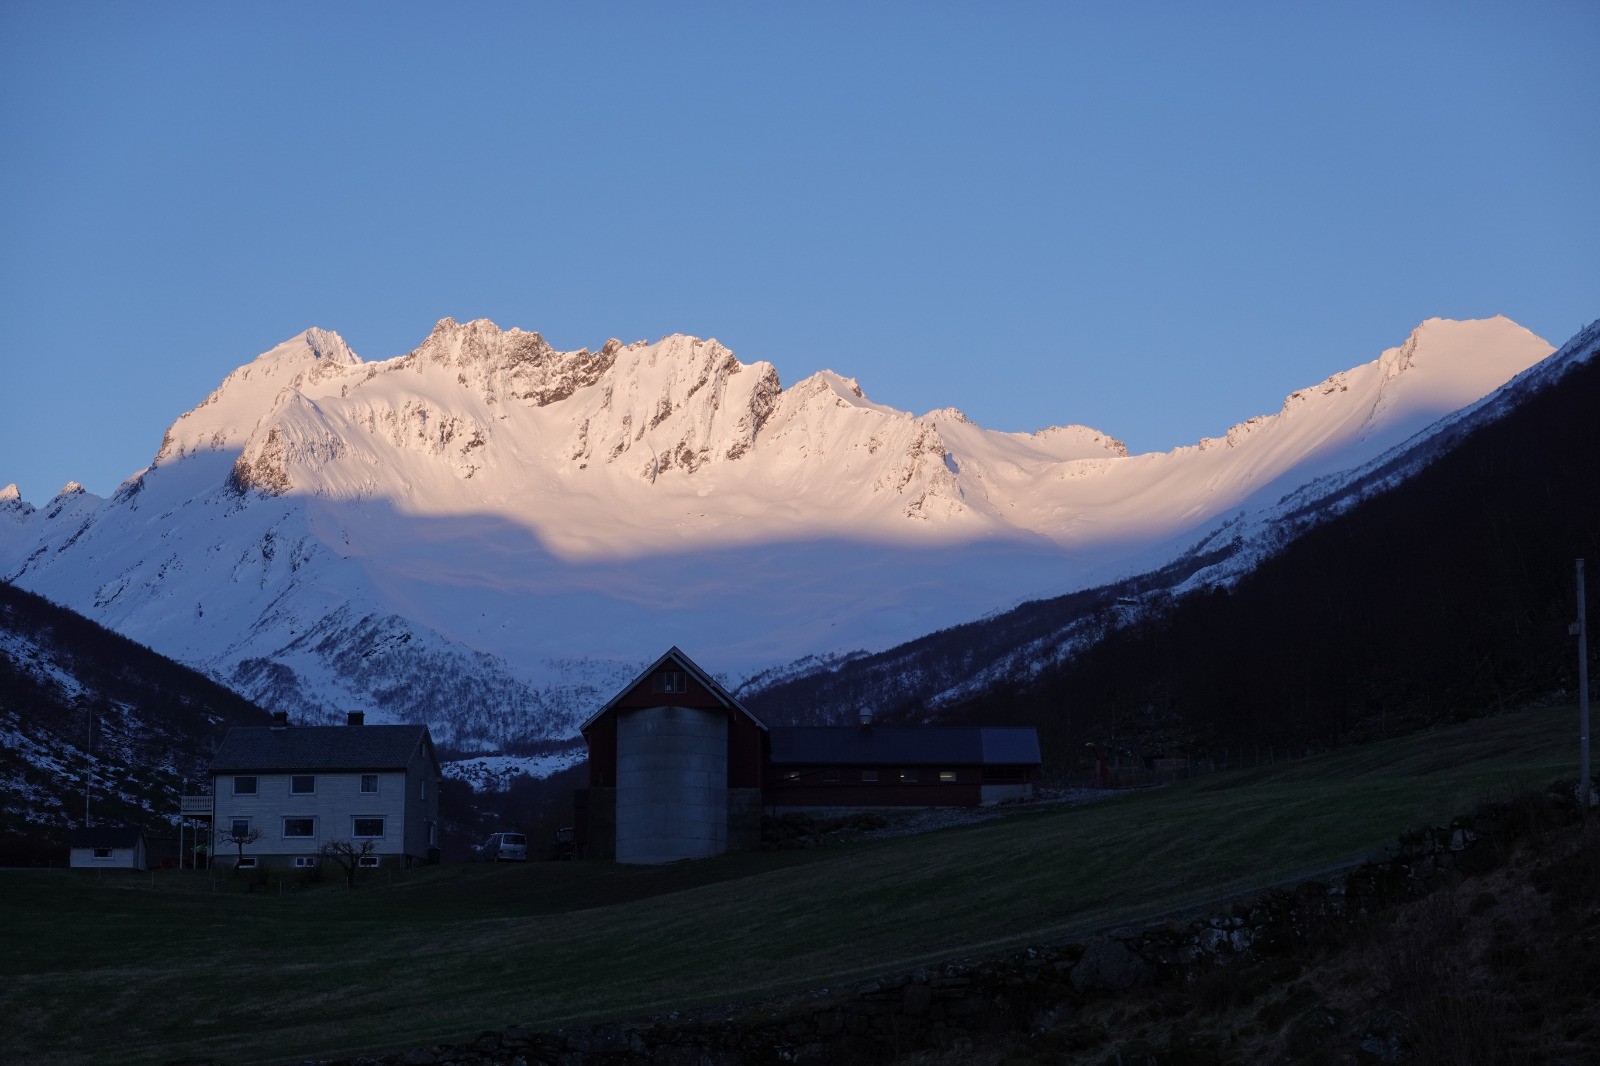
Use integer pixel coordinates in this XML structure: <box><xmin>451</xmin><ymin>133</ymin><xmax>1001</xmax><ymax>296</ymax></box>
<box><xmin>1</xmin><ymin>704</ymin><xmax>1591</xmax><ymax>1064</ymax></box>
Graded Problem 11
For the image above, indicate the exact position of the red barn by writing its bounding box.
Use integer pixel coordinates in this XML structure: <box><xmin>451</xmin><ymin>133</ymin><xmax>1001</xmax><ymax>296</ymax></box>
<box><xmin>576</xmin><ymin>647</ymin><xmax>1044</xmax><ymax>864</ymax></box>
<box><xmin>577</xmin><ymin>647</ymin><xmax>767</xmax><ymax>864</ymax></box>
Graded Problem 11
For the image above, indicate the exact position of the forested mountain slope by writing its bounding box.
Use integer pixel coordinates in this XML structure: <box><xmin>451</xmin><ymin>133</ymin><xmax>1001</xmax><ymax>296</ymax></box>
<box><xmin>0</xmin><ymin>581</ymin><xmax>271</xmax><ymax>863</ymax></box>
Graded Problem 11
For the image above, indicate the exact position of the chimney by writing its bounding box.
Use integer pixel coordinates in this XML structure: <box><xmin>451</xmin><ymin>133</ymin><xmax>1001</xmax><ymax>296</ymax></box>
<box><xmin>270</xmin><ymin>711</ymin><xmax>289</xmax><ymax>730</ymax></box>
<box><xmin>858</xmin><ymin>708</ymin><xmax>874</xmax><ymax>728</ymax></box>
<box><xmin>347</xmin><ymin>711</ymin><xmax>365</xmax><ymax>727</ymax></box>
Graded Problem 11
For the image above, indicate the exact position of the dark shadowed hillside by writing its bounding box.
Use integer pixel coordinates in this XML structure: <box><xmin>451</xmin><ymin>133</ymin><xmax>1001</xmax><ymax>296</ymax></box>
<box><xmin>0</xmin><ymin>581</ymin><xmax>272</xmax><ymax>863</ymax></box>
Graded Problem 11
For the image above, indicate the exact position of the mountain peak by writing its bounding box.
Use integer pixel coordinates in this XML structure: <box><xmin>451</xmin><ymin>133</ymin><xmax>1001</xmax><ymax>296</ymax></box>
<box><xmin>0</xmin><ymin>483</ymin><xmax>35</xmax><ymax>521</ymax></box>
<box><xmin>249</xmin><ymin>328</ymin><xmax>361</xmax><ymax>369</ymax></box>
<box><xmin>1376</xmin><ymin>316</ymin><xmax>1550</xmax><ymax>387</ymax></box>
<box><xmin>300</xmin><ymin>327</ymin><xmax>361</xmax><ymax>366</ymax></box>
<box><xmin>790</xmin><ymin>370</ymin><xmax>877</xmax><ymax>409</ymax></box>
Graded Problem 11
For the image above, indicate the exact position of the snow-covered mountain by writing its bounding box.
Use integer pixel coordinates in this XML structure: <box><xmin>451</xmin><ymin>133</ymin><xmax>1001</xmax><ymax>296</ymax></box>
<box><xmin>0</xmin><ymin>316</ymin><xmax>1557</xmax><ymax>747</ymax></box>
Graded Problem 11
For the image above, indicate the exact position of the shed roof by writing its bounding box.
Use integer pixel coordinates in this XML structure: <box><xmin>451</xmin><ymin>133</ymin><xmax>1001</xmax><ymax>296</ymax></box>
<box><xmin>769</xmin><ymin>726</ymin><xmax>1041</xmax><ymax>766</ymax></box>
<box><xmin>210</xmin><ymin>723</ymin><xmax>436</xmax><ymax>774</ymax></box>
<box><xmin>580</xmin><ymin>646</ymin><xmax>767</xmax><ymax>733</ymax></box>
<box><xmin>70</xmin><ymin>826</ymin><xmax>146</xmax><ymax>849</ymax></box>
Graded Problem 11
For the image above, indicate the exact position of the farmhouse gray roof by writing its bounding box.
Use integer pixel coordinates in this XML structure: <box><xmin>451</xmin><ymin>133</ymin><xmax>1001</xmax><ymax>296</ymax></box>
<box><xmin>768</xmin><ymin>726</ymin><xmax>1041</xmax><ymax>766</ymax></box>
<box><xmin>210</xmin><ymin>723</ymin><xmax>434</xmax><ymax>773</ymax></box>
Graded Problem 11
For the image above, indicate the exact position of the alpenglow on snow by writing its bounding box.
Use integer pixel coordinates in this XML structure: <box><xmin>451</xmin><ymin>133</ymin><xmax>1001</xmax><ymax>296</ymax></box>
<box><xmin>0</xmin><ymin>315</ymin><xmax>1557</xmax><ymax>748</ymax></box>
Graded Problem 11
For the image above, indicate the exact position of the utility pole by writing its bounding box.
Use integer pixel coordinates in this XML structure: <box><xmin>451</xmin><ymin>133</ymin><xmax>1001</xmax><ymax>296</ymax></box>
<box><xmin>83</xmin><ymin>706</ymin><xmax>93</xmax><ymax>829</ymax></box>
<box><xmin>1577</xmin><ymin>559</ymin><xmax>1591</xmax><ymax>818</ymax></box>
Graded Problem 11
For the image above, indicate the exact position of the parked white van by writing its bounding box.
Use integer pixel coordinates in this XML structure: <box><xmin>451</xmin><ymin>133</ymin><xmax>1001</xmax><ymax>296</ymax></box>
<box><xmin>474</xmin><ymin>832</ymin><xmax>528</xmax><ymax>862</ymax></box>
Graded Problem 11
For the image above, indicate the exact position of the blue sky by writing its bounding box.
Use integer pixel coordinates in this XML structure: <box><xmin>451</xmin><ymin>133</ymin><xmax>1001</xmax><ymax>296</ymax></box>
<box><xmin>2</xmin><ymin>2</ymin><xmax>1595</xmax><ymax>503</ymax></box>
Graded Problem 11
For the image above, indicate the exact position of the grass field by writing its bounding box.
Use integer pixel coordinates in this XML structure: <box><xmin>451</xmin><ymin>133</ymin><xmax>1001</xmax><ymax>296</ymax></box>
<box><xmin>2</xmin><ymin>704</ymin><xmax>1587</xmax><ymax>1066</ymax></box>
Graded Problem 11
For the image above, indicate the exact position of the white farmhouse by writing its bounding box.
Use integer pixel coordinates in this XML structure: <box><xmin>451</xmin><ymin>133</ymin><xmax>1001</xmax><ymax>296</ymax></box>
<box><xmin>209</xmin><ymin>712</ymin><xmax>441</xmax><ymax>871</ymax></box>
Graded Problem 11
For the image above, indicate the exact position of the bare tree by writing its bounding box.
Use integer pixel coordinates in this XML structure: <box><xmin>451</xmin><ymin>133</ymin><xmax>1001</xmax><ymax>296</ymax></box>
<box><xmin>318</xmin><ymin>839</ymin><xmax>378</xmax><ymax>889</ymax></box>
<box><xmin>223</xmin><ymin>824</ymin><xmax>263</xmax><ymax>870</ymax></box>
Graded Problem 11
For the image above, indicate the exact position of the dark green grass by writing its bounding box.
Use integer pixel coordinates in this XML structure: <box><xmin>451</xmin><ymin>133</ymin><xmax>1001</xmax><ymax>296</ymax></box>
<box><xmin>1</xmin><ymin>704</ymin><xmax>1585</xmax><ymax>1065</ymax></box>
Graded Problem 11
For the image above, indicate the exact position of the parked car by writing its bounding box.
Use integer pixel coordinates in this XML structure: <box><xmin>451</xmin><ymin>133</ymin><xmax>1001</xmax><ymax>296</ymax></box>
<box><xmin>548</xmin><ymin>826</ymin><xmax>575</xmax><ymax>861</ymax></box>
<box><xmin>474</xmin><ymin>831</ymin><xmax>528</xmax><ymax>862</ymax></box>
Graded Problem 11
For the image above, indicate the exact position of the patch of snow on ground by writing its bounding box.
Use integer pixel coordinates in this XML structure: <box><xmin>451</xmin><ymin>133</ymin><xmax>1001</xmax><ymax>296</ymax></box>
<box><xmin>443</xmin><ymin>748</ymin><xmax>587</xmax><ymax>791</ymax></box>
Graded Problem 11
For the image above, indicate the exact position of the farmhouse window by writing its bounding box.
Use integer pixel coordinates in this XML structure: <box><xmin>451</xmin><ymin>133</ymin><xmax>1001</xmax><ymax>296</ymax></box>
<box><xmin>236</xmin><ymin>857</ymin><xmax>258</xmax><ymax>869</ymax></box>
<box><xmin>92</xmin><ymin>847</ymin><xmax>114</xmax><ymax>859</ymax></box>
<box><xmin>360</xmin><ymin>774</ymin><xmax>379</xmax><ymax>794</ymax></box>
<box><xmin>283</xmin><ymin>817</ymin><xmax>315</xmax><ymax>838</ymax></box>
<box><xmin>293</xmin><ymin>857</ymin><xmax>317</xmax><ymax>869</ymax></box>
<box><xmin>230</xmin><ymin>818</ymin><xmax>250</xmax><ymax>838</ymax></box>
<box><xmin>938</xmin><ymin>770</ymin><xmax>958</xmax><ymax>783</ymax></box>
<box><xmin>291</xmin><ymin>775</ymin><xmax>316</xmax><ymax>795</ymax></box>
<box><xmin>233</xmin><ymin>776</ymin><xmax>257</xmax><ymax>796</ymax></box>
<box><xmin>861</xmin><ymin>770</ymin><xmax>879</xmax><ymax>783</ymax></box>
<box><xmin>653</xmin><ymin>670</ymin><xmax>687</xmax><ymax>694</ymax></box>
<box><xmin>352</xmin><ymin>817</ymin><xmax>384</xmax><ymax>838</ymax></box>
<box><xmin>358</xmin><ymin>856</ymin><xmax>381</xmax><ymax>868</ymax></box>
<box><xmin>899</xmin><ymin>770</ymin><xmax>919</xmax><ymax>784</ymax></box>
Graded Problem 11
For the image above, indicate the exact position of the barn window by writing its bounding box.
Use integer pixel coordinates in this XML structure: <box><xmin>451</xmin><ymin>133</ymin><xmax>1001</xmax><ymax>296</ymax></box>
<box><xmin>822</xmin><ymin>767</ymin><xmax>840</xmax><ymax>783</ymax></box>
<box><xmin>861</xmin><ymin>770</ymin><xmax>879</xmax><ymax>783</ymax></box>
<box><xmin>899</xmin><ymin>770</ymin><xmax>919</xmax><ymax>784</ymax></box>
<box><xmin>233</xmin><ymin>776</ymin><xmax>257</xmax><ymax>796</ymax></box>
<box><xmin>283</xmin><ymin>817</ymin><xmax>315</xmax><ymax>838</ymax></box>
<box><xmin>291</xmin><ymin>775</ymin><xmax>316</xmax><ymax>795</ymax></box>
<box><xmin>653</xmin><ymin>670</ymin><xmax>687</xmax><ymax>693</ymax></box>
<box><xmin>938</xmin><ymin>770</ymin><xmax>958</xmax><ymax>783</ymax></box>
<box><xmin>92</xmin><ymin>847</ymin><xmax>114</xmax><ymax>859</ymax></box>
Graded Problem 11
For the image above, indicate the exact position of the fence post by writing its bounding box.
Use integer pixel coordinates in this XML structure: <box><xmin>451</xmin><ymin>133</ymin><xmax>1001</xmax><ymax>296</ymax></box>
<box><xmin>1578</xmin><ymin>559</ymin><xmax>1591</xmax><ymax>818</ymax></box>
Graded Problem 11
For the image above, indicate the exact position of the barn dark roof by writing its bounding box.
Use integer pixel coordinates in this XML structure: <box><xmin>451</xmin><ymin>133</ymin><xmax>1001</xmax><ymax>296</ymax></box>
<box><xmin>70</xmin><ymin>826</ymin><xmax>145</xmax><ymax>849</ymax></box>
<box><xmin>581</xmin><ymin>646</ymin><xmax>767</xmax><ymax>732</ymax></box>
<box><xmin>210</xmin><ymin>723</ymin><xmax>435</xmax><ymax>773</ymax></box>
<box><xmin>768</xmin><ymin>726</ymin><xmax>1041</xmax><ymax>766</ymax></box>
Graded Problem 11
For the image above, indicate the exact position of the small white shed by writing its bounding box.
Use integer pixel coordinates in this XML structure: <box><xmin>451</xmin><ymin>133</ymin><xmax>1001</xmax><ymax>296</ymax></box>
<box><xmin>69</xmin><ymin>827</ymin><xmax>148</xmax><ymax>871</ymax></box>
